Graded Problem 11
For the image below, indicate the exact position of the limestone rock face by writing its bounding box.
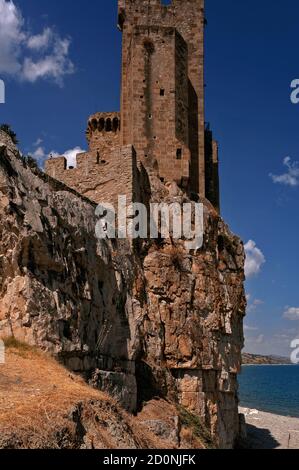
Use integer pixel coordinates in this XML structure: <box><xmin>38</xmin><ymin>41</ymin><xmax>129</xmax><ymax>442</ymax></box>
<box><xmin>0</xmin><ymin>131</ymin><xmax>246</xmax><ymax>448</ymax></box>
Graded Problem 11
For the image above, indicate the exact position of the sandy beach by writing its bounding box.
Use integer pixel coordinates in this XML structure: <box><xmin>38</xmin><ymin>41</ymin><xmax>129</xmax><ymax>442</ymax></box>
<box><xmin>239</xmin><ymin>407</ymin><xmax>299</xmax><ymax>449</ymax></box>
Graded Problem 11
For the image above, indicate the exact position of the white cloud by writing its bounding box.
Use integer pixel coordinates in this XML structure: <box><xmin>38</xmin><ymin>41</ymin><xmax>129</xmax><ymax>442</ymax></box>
<box><xmin>32</xmin><ymin>146</ymin><xmax>46</xmax><ymax>162</ymax></box>
<box><xmin>27</xmin><ymin>27</ymin><xmax>52</xmax><ymax>50</ymax></box>
<box><xmin>270</xmin><ymin>157</ymin><xmax>299</xmax><ymax>187</ymax></box>
<box><xmin>22</xmin><ymin>38</ymin><xmax>74</xmax><ymax>85</ymax></box>
<box><xmin>0</xmin><ymin>0</ymin><xmax>25</xmax><ymax>75</ymax></box>
<box><xmin>284</xmin><ymin>307</ymin><xmax>299</xmax><ymax>321</ymax></box>
<box><xmin>244</xmin><ymin>325</ymin><xmax>258</xmax><ymax>331</ymax></box>
<box><xmin>50</xmin><ymin>147</ymin><xmax>85</xmax><ymax>168</ymax></box>
<box><xmin>0</xmin><ymin>0</ymin><xmax>74</xmax><ymax>85</ymax></box>
<box><xmin>244</xmin><ymin>240</ymin><xmax>266</xmax><ymax>278</ymax></box>
<box><xmin>29</xmin><ymin>144</ymin><xmax>85</xmax><ymax>168</ymax></box>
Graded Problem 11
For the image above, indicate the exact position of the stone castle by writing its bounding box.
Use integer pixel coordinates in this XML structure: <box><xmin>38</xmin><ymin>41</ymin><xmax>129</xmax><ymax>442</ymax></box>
<box><xmin>0</xmin><ymin>0</ymin><xmax>246</xmax><ymax>449</ymax></box>
<box><xmin>45</xmin><ymin>0</ymin><xmax>220</xmax><ymax>212</ymax></box>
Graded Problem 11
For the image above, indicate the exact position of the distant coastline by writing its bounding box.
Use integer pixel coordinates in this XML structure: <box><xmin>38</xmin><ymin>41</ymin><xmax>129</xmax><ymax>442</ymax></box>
<box><xmin>242</xmin><ymin>353</ymin><xmax>291</xmax><ymax>365</ymax></box>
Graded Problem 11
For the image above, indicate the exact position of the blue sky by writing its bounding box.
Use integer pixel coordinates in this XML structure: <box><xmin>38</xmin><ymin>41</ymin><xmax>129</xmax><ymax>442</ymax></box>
<box><xmin>0</xmin><ymin>0</ymin><xmax>298</xmax><ymax>357</ymax></box>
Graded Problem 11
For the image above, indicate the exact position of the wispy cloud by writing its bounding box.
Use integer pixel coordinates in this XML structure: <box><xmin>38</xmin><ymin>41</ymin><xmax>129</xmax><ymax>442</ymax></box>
<box><xmin>32</xmin><ymin>145</ymin><xmax>46</xmax><ymax>162</ymax></box>
<box><xmin>31</xmin><ymin>144</ymin><xmax>85</xmax><ymax>168</ymax></box>
<box><xmin>244</xmin><ymin>324</ymin><xmax>259</xmax><ymax>331</ymax></box>
<box><xmin>33</xmin><ymin>138</ymin><xmax>43</xmax><ymax>147</ymax></box>
<box><xmin>27</xmin><ymin>27</ymin><xmax>52</xmax><ymax>50</ymax></box>
<box><xmin>247</xmin><ymin>298</ymin><xmax>264</xmax><ymax>313</ymax></box>
<box><xmin>246</xmin><ymin>334</ymin><xmax>265</xmax><ymax>345</ymax></box>
<box><xmin>284</xmin><ymin>307</ymin><xmax>299</xmax><ymax>321</ymax></box>
<box><xmin>0</xmin><ymin>0</ymin><xmax>74</xmax><ymax>85</ymax></box>
<box><xmin>270</xmin><ymin>157</ymin><xmax>299</xmax><ymax>187</ymax></box>
<box><xmin>244</xmin><ymin>240</ymin><xmax>266</xmax><ymax>278</ymax></box>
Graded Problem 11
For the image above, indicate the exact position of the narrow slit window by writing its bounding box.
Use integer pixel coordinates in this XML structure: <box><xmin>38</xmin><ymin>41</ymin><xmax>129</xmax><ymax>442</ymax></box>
<box><xmin>160</xmin><ymin>89</ymin><xmax>165</xmax><ymax>96</ymax></box>
<box><xmin>176</xmin><ymin>148</ymin><xmax>182</xmax><ymax>160</ymax></box>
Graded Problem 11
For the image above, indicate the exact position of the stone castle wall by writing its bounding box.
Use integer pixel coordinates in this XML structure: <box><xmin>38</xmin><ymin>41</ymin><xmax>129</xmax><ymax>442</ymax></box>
<box><xmin>86</xmin><ymin>112</ymin><xmax>121</xmax><ymax>154</ymax></box>
<box><xmin>118</xmin><ymin>0</ymin><xmax>205</xmax><ymax>196</ymax></box>
<box><xmin>120</xmin><ymin>25</ymin><xmax>191</xmax><ymax>186</ymax></box>
<box><xmin>44</xmin><ymin>0</ymin><xmax>220</xmax><ymax>213</ymax></box>
<box><xmin>45</xmin><ymin>145</ymin><xmax>139</xmax><ymax>208</ymax></box>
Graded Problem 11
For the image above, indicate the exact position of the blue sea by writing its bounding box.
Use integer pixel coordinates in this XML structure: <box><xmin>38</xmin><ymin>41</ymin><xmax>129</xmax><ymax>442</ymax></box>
<box><xmin>239</xmin><ymin>365</ymin><xmax>299</xmax><ymax>417</ymax></box>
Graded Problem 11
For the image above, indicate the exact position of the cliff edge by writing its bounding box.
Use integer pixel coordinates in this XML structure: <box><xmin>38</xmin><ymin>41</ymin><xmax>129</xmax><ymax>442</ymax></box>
<box><xmin>0</xmin><ymin>131</ymin><xmax>246</xmax><ymax>448</ymax></box>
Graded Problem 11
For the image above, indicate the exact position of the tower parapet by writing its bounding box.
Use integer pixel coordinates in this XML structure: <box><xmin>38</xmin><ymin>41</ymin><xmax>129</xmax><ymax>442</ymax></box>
<box><xmin>86</xmin><ymin>112</ymin><xmax>121</xmax><ymax>154</ymax></box>
<box><xmin>45</xmin><ymin>0</ymin><xmax>220</xmax><ymax>213</ymax></box>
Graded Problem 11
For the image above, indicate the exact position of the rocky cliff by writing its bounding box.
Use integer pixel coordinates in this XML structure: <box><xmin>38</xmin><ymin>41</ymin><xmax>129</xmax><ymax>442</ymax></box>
<box><xmin>0</xmin><ymin>131</ymin><xmax>246</xmax><ymax>448</ymax></box>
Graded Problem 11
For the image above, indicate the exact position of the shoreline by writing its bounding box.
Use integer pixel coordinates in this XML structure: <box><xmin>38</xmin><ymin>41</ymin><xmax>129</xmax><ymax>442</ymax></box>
<box><xmin>239</xmin><ymin>403</ymin><xmax>299</xmax><ymax>419</ymax></box>
<box><xmin>242</xmin><ymin>363</ymin><xmax>295</xmax><ymax>367</ymax></box>
<box><xmin>239</xmin><ymin>407</ymin><xmax>299</xmax><ymax>449</ymax></box>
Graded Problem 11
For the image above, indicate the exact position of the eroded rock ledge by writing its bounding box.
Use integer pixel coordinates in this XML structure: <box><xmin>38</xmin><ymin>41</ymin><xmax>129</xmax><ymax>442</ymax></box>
<box><xmin>0</xmin><ymin>131</ymin><xmax>246</xmax><ymax>448</ymax></box>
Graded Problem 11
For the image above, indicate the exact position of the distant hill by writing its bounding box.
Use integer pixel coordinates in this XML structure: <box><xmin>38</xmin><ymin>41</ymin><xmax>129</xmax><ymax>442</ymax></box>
<box><xmin>242</xmin><ymin>353</ymin><xmax>291</xmax><ymax>365</ymax></box>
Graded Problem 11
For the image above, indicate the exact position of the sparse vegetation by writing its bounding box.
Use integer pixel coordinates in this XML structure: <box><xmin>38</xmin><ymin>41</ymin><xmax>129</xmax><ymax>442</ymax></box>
<box><xmin>0</xmin><ymin>124</ymin><xmax>19</xmax><ymax>145</ymax></box>
<box><xmin>0</xmin><ymin>347</ymin><xmax>178</xmax><ymax>449</ymax></box>
<box><xmin>3</xmin><ymin>336</ymin><xmax>39</xmax><ymax>357</ymax></box>
<box><xmin>177</xmin><ymin>405</ymin><xmax>216</xmax><ymax>449</ymax></box>
<box><xmin>22</xmin><ymin>154</ymin><xmax>38</xmax><ymax>169</ymax></box>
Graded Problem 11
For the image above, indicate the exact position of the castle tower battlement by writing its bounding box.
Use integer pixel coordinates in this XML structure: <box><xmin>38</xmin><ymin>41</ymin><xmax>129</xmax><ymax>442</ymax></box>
<box><xmin>86</xmin><ymin>112</ymin><xmax>121</xmax><ymax>154</ymax></box>
<box><xmin>45</xmin><ymin>0</ymin><xmax>220</xmax><ymax>212</ymax></box>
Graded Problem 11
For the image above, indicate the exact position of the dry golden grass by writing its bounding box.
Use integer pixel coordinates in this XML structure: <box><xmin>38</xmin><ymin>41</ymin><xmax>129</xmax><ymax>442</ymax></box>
<box><xmin>0</xmin><ymin>341</ymin><xmax>110</xmax><ymax>447</ymax></box>
<box><xmin>0</xmin><ymin>341</ymin><xmax>182</xmax><ymax>449</ymax></box>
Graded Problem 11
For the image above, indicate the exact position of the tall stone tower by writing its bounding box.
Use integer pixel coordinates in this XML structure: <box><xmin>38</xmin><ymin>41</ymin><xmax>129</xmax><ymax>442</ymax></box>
<box><xmin>118</xmin><ymin>0</ymin><xmax>206</xmax><ymax>196</ymax></box>
<box><xmin>46</xmin><ymin>0</ymin><xmax>220</xmax><ymax>212</ymax></box>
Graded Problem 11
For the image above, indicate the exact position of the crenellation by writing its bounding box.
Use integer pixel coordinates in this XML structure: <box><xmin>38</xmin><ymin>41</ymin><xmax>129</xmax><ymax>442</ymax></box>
<box><xmin>45</xmin><ymin>156</ymin><xmax>67</xmax><ymax>178</ymax></box>
<box><xmin>45</xmin><ymin>145</ymin><xmax>139</xmax><ymax>208</ymax></box>
<box><xmin>45</xmin><ymin>0</ymin><xmax>220</xmax><ymax>212</ymax></box>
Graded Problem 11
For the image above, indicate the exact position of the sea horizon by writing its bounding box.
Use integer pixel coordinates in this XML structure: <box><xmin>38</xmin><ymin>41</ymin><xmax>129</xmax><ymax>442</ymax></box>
<box><xmin>239</xmin><ymin>364</ymin><xmax>299</xmax><ymax>418</ymax></box>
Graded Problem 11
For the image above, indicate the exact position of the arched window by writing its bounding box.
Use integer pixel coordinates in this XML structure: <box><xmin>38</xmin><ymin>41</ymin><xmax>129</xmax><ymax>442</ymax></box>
<box><xmin>112</xmin><ymin>117</ymin><xmax>119</xmax><ymax>132</ymax></box>
<box><xmin>105</xmin><ymin>119</ymin><xmax>112</xmax><ymax>132</ymax></box>
<box><xmin>98</xmin><ymin>118</ymin><xmax>105</xmax><ymax>132</ymax></box>
<box><xmin>91</xmin><ymin>119</ymin><xmax>97</xmax><ymax>131</ymax></box>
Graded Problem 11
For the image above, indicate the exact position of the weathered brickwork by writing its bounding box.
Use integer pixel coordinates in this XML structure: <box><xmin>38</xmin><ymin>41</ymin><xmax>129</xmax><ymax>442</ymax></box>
<box><xmin>45</xmin><ymin>145</ymin><xmax>139</xmax><ymax>208</ymax></box>
<box><xmin>118</xmin><ymin>0</ymin><xmax>208</xmax><ymax>196</ymax></box>
<box><xmin>86</xmin><ymin>112</ymin><xmax>121</xmax><ymax>154</ymax></box>
<box><xmin>45</xmin><ymin>0</ymin><xmax>220</xmax><ymax>211</ymax></box>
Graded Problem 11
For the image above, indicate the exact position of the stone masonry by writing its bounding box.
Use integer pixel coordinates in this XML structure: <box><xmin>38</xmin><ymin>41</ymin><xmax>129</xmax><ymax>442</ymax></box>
<box><xmin>0</xmin><ymin>1</ymin><xmax>246</xmax><ymax>449</ymax></box>
<box><xmin>45</xmin><ymin>0</ymin><xmax>220</xmax><ymax>211</ymax></box>
<box><xmin>0</xmin><ymin>132</ymin><xmax>246</xmax><ymax>447</ymax></box>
